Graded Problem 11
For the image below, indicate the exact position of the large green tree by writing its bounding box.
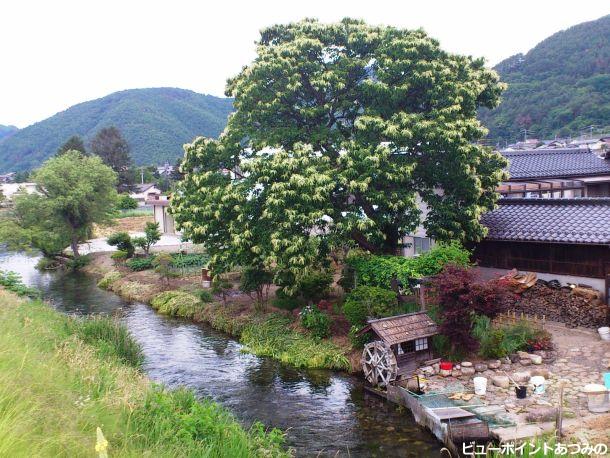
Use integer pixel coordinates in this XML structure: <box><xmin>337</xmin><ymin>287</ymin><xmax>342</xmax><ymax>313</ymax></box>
<box><xmin>90</xmin><ymin>126</ymin><xmax>134</xmax><ymax>190</ymax></box>
<box><xmin>173</xmin><ymin>19</ymin><xmax>506</xmax><ymax>282</ymax></box>
<box><xmin>9</xmin><ymin>151</ymin><xmax>118</xmax><ymax>258</ymax></box>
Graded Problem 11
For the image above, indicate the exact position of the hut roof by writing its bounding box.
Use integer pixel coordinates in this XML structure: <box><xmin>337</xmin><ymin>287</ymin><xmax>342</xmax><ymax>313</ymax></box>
<box><xmin>358</xmin><ymin>311</ymin><xmax>439</xmax><ymax>346</ymax></box>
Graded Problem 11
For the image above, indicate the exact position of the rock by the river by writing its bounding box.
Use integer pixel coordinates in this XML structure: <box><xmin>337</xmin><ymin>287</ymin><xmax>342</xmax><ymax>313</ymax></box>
<box><xmin>475</xmin><ymin>363</ymin><xmax>488</xmax><ymax>372</ymax></box>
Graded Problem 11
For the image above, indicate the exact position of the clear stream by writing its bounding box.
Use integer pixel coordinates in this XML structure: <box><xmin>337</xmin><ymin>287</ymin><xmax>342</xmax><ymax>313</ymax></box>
<box><xmin>0</xmin><ymin>251</ymin><xmax>440</xmax><ymax>457</ymax></box>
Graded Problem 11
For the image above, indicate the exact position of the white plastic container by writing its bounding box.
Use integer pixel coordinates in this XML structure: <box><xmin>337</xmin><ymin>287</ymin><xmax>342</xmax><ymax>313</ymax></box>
<box><xmin>473</xmin><ymin>377</ymin><xmax>487</xmax><ymax>396</ymax></box>
<box><xmin>582</xmin><ymin>384</ymin><xmax>610</xmax><ymax>413</ymax></box>
<box><xmin>530</xmin><ymin>376</ymin><xmax>546</xmax><ymax>394</ymax></box>
<box><xmin>598</xmin><ymin>327</ymin><xmax>610</xmax><ymax>341</ymax></box>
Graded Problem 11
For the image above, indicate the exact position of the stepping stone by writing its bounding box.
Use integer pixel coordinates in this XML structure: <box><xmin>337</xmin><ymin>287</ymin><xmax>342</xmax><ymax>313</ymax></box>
<box><xmin>461</xmin><ymin>367</ymin><xmax>475</xmax><ymax>375</ymax></box>
<box><xmin>513</xmin><ymin>371</ymin><xmax>531</xmax><ymax>383</ymax></box>
<box><xmin>492</xmin><ymin>375</ymin><xmax>510</xmax><ymax>388</ymax></box>
<box><xmin>488</xmin><ymin>360</ymin><xmax>501</xmax><ymax>369</ymax></box>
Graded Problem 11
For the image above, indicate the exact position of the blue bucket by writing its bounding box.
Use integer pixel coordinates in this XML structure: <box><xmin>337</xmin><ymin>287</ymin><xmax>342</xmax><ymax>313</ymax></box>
<box><xmin>604</xmin><ymin>373</ymin><xmax>610</xmax><ymax>390</ymax></box>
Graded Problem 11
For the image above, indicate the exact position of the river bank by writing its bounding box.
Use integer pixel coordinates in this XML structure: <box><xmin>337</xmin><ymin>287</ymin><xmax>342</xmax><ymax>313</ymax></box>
<box><xmin>85</xmin><ymin>251</ymin><xmax>357</xmax><ymax>371</ymax></box>
<box><xmin>0</xmin><ymin>288</ymin><xmax>288</xmax><ymax>457</ymax></box>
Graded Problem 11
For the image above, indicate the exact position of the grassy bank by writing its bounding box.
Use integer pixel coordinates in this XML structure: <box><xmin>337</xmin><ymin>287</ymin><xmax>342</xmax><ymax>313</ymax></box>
<box><xmin>93</xmin><ymin>252</ymin><xmax>352</xmax><ymax>372</ymax></box>
<box><xmin>148</xmin><ymin>290</ymin><xmax>351</xmax><ymax>371</ymax></box>
<box><xmin>0</xmin><ymin>289</ymin><xmax>288</xmax><ymax>457</ymax></box>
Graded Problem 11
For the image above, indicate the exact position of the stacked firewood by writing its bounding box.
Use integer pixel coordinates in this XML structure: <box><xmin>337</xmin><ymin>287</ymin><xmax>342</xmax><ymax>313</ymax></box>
<box><xmin>501</xmin><ymin>281</ymin><xmax>608</xmax><ymax>328</ymax></box>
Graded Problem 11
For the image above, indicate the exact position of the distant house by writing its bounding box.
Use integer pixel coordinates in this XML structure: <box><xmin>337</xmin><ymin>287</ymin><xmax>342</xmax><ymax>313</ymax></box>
<box><xmin>0</xmin><ymin>172</ymin><xmax>15</xmax><ymax>183</ymax></box>
<box><xmin>156</xmin><ymin>162</ymin><xmax>175</xmax><ymax>177</ymax></box>
<box><xmin>130</xmin><ymin>183</ymin><xmax>162</xmax><ymax>203</ymax></box>
<box><xmin>0</xmin><ymin>182</ymin><xmax>38</xmax><ymax>203</ymax></box>
<box><xmin>498</xmin><ymin>148</ymin><xmax>610</xmax><ymax>198</ymax></box>
<box><xmin>146</xmin><ymin>194</ymin><xmax>176</xmax><ymax>235</ymax></box>
<box><xmin>473</xmin><ymin>198</ymin><xmax>610</xmax><ymax>303</ymax></box>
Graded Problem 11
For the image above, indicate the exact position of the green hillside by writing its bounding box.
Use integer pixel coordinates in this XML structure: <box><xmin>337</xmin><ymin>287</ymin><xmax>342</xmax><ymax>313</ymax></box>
<box><xmin>0</xmin><ymin>88</ymin><xmax>233</xmax><ymax>172</ymax></box>
<box><xmin>479</xmin><ymin>14</ymin><xmax>610</xmax><ymax>143</ymax></box>
<box><xmin>0</xmin><ymin>125</ymin><xmax>18</xmax><ymax>143</ymax></box>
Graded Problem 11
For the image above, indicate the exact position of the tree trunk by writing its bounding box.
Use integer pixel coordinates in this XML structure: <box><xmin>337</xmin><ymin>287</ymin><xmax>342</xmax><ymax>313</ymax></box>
<box><xmin>70</xmin><ymin>235</ymin><xmax>80</xmax><ymax>258</ymax></box>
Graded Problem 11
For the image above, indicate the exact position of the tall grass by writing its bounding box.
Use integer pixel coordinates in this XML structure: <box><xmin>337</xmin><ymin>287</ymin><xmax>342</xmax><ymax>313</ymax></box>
<box><xmin>241</xmin><ymin>315</ymin><xmax>351</xmax><ymax>371</ymax></box>
<box><xmin>71</xmin><ymin>315</ymin><xmax>144</xmax><ymax>367</ymax></box>
<box><xmin>0</xmin><ymin>290</ymin><xmax>288</xmax><ymax>457</ymax></box>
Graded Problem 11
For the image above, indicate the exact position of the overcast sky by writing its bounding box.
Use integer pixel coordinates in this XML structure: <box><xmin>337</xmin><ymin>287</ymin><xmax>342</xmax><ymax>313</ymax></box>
<box><xmin>1</xmin><ymin>0</ymin><xmax>608</xmax><ymax>127</ymax></box>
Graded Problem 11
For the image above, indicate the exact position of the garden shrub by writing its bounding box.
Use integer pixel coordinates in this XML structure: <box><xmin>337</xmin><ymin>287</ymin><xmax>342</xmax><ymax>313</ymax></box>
<box><xmin>342</xmin><ymin>285</ymin><xmax>398</xmax><ymax>327</ymax></box>
<box><xmin>240</xmin><ymin>266</ymin><xmax>273</xmax><ymax>303</ymax></box>
<box><xmin>117</xmin><ymin>194</ymin><xmax>139</xmax><ymax>210</ymax></box>
<box><xmin>150</xmin><ymin>291</ymin><xmax>202</xmax><ymax>319</ymax></box>
<box><xmin>170</xmin><ymin>253</ymin><xmax>209</xmax><ymax>269</ymax></box>
<box><xmin>348</xmin><ymin>325</ymin><xmax>371</xmax><ymax>348</ymax></box>
<box><xmin>300</xmin><ymin>305</ymin><xmax>331</xmax><ymax>339</ymax></box>
<box><xmin>198</xmin><ymin>289</ymin><xmax>214</xmax><ymax>303</ymax></box>
<box><xmin>111</xmin><ymin>250</ymin><xmax>129</xmax><ymax>264</ymax></box>
<box><xmin>271</xmin><ymin>291</ymin><xmax>301</xmax><ymax>311</ymax></box>
<box><xmin>107</xmin><ymin>232</ymin><xmax>135</xmax><ymax>257</ymax></box>
<box><xmin>472</xmin><ymin>314</ymin><xmax>552</xmax><ymax>358</ymax></box>
<box><xmin>433</xmin><ymin>265</ymin><xmax>508</xmax><ymax>353</ymax></box>
<box><xmin>0</xmin><ymin>270</ymin><xmax>40</xmax><ymax>298</ymax></box>
<box><xmin>346</xmin><ymin>242</ymin><xmax>470</xmax><ymax>289</ymax></box>
<box><xmin>277</xmin><ymin>269</ymin><xmax>333</xmax><ymax>303</ymax></box>
<box><xmin>65</xmin><ymin>254</ymin><xmax>92</xmax><ymax>270</ymax></box>
<box><xmin>97</xmin><ymin>270</ymin><xmax>122</xmax><ymax>289</ymax></box>
<box><xmin>127</xmin><ymin>256</ymin><xmax>155</xmax><ymax>271</ymax></box>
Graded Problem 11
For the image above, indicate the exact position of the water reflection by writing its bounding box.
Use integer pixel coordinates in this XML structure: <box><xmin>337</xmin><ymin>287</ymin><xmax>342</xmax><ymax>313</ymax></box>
<box><xmin>0</xmin><ymin>251</ymin><xmax>440</xmax><ymax>457</ymax></box>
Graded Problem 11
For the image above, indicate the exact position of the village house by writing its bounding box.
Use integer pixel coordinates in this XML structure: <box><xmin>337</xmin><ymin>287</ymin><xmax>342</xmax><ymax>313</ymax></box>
<box><xmin>0</xmin><ymin>172</ymin><xmax>15</xmax><ymax>183</ymax></box>
<box><xmin>156</xmin><ymin>162</ymin><xmax>175</xmax><ymax>177</ymax></box>
<box><xmin>130</xmin><ymin>183</ymin><xmax>162</xmax><ymax>204</ymax></box>
<box><xmin>497</xmin><ymin>147</ymin><xmax>610</xmax><ymax>198</ymax></box>
<box><xmin>473</xmin><ymin>198</ymin><xmax>610</xmax><ymax>304</ymax></box>
<box><xmin>0</xmin><ymin>182</ymin><xmax>38</xmax><ymax>204</ymax></box>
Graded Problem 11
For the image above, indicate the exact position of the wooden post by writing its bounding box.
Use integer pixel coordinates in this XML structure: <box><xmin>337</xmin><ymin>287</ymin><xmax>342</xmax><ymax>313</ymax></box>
<box><xmin>556</xmin><ymin>381</ymin><xmax>565</xmax><ymax>438</ymax></box>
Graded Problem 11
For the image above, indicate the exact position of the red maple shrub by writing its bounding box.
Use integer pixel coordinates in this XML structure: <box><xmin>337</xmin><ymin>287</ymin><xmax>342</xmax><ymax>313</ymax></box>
<box><xmin>431</xmin><ymin>265</ymin><xmax>509</xmax><ymax>353</ymax></box>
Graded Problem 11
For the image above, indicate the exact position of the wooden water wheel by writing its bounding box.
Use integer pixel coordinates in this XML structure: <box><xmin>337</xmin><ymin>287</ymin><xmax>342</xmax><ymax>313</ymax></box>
<box><xmin>361</xmin><ymin>341</ymin><xmax>398</xmax><ymax>387</ymax></box>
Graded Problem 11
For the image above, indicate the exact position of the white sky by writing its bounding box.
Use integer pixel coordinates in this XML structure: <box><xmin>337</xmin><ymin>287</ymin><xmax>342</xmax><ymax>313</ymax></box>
<box><xmin>1</xmin><ymin>0</ymin><xmax>608</xmax><ymax>127</ymax></box>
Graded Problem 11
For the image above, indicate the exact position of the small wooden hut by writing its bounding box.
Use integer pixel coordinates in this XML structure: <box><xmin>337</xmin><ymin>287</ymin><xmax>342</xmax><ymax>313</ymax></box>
<box><xmin>358</xmin><ymin>312</ymin><xmax>439</xmax><ymax>387</ymax></box>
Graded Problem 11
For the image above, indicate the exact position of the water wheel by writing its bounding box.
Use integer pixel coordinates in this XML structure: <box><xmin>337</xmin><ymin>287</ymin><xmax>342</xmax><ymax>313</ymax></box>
<box><xmin>361</xmin><ymin>341</ymin><xmax>398</xmax><ymax>387</ymax></box>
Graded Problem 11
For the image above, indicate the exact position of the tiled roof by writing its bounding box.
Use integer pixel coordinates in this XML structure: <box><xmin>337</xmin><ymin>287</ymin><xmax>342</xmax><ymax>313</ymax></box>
<box><xmin>358</xmin><ymin>312</ymin><xmax>439</xmax><ymax>346</ymax></box>
<box><xmin>502</xmin><ymin>148</ymin><xmax>610</xmax><ymax>180</ymax></box>
<box><xmin>481</xmin><ymin>198</ymin><xmax>610</xmax><ymax>244</ymax></box>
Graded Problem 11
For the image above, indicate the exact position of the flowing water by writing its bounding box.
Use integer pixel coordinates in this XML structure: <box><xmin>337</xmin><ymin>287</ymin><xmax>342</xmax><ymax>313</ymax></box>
<box><xmin>0</xmin><ymin>251</ymin><xmax>440</xmax><ymax>457</ymax></box>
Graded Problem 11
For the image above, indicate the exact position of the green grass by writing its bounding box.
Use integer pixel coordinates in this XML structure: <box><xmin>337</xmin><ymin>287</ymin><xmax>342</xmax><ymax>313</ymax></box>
<box><xmin>0</xmin><ymin>290</ymin><xmax>288</xmax><ymax>457</ymax></box>
<box><xmin>114</xmin><ymin>208</ymin><xmax>153</xmax><ymax>218</ymax></box>
<box><xmin>70</xmin><ymin>315</ymin><xmax>144</xmax><ymax>367</ymax></box>
<box><xmin>149</xmin><ymin>290</ymin><xmax>350</xmax><ymax>371</ymax></box>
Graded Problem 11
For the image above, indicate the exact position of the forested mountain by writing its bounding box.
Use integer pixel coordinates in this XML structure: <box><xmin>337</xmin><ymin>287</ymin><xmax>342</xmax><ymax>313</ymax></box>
<box><xmin>0</xmin><ymin>125</ymin><xmax>18</xmax><ymax>143</ymax></box>
<box><xmin>0</xmin><ymin>88</ymin><xmax>233</xmax><ymax>172</ymax></box>
<box><xmin>479</xmin><ymin>14</ymin><xmax>610</xmax><ymax>143</ymax></box>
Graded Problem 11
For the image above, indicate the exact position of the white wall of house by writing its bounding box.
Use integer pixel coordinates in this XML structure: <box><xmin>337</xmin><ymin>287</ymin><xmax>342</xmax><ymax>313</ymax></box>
<box><xmin>130</xmin><ymin>185</ymin><xmax>162</xmax><ymax>202</ymax></box>
<box><xmin>0</xmin><ymin>182</ymin><xmax>38</xmax><ymax>202</ymax></box>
